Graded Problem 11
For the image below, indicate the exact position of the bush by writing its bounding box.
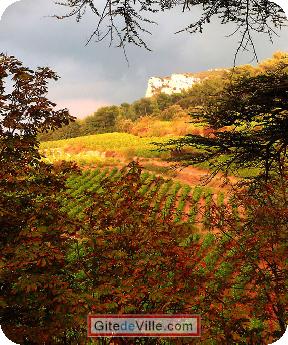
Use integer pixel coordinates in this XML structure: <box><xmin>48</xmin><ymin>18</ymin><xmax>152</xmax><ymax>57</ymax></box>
<box><xmin>158</xmin><ymin>104</ymin><xmax>187</xmax><ymax>120</ymax></box>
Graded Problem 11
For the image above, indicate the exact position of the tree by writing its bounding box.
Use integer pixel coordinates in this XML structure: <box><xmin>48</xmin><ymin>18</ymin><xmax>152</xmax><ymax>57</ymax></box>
<box><xmin>176</xmin><ymin>73</ymin><xmax>228</xmax><ymax>110</ymax></box>
<box><xmin>197</xmin><ymin>174</ymin><xmax>288</xmax><ymax>344</ymax></box>
<box><xmin>0</xmin><ymin>54</ymin><xmax>82</xmax><ymax>344</ymax></box>
<box><xmin>132</xmin><ymin>97</ymin><xmax>157</xmax><ymax>118</ymax></box>
<box><xmin>160</xmin><ymin>52</ymin><xmax>288</xmax><ymax>181</ymax></box>
<box><xmin>158</xmin><ymin>104</ymin><xmax>187</xmax><ymax>120</ymax></box>
<box><xmin>55</xmin><ymin>0</ymin><xmax>287</xmax><ymax>62</ymax></box>
<box><xmin>154</xmin><ymin>93</ymin><xmax>175</xmax><ymax>111</ymax></box>
<box><xmin>81</xmin><ymin>105</ymin><xmax>119</xmax><ymax>134</ymax></box>
<box><xmin>38</xmin><ymin>120</ymin><xmax>82</xmax><ymax>141</ymax></box>
<box><xmin>151</xmin><ymin>55</ymin><xmax>288</xmax><ymax>344</ymax></box>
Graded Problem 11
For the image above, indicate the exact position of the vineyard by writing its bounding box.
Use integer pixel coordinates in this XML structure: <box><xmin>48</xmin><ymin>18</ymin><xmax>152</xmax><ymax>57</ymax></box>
<box><xmin>40</xmin><ymin>133</ymin><xmax>179</xmax><ymax>162</ymax></box>
<box><xmin>61</xmin><ymin>166</ymin><xmax>228</xmax><ymax>230</ymax></box>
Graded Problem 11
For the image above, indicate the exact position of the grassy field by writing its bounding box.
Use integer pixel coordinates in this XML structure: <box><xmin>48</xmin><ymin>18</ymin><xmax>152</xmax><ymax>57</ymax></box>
<box><xmin>40</xmin><ymin>132</ymin><xmax>179</xmax><ymax>166</ymax></box>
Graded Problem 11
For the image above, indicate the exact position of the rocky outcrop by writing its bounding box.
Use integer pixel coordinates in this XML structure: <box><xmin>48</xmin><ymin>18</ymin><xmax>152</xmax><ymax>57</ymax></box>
<box><xmin>145</xmin><ymin>73</ymin><xmax>201</xmax><ymax>97</ymax></box>
<box><xmin>145</xmin><ymin>69</ymin><xmax>229</xmax><ymax>97</ymax></box>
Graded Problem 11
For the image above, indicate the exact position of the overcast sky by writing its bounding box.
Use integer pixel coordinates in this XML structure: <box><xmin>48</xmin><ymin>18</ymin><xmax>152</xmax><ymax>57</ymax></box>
<box><xmin>0</xmin><ymin>0</ymin><xmax>288</xmax><ymax>118</ymax></box>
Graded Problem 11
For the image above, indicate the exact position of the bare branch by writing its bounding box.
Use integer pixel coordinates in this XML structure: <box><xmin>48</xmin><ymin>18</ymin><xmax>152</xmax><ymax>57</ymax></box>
<box><xmin>53</xmin><ymin>0</ymin><xmax>287</xmax><ymax>61</ymax></box>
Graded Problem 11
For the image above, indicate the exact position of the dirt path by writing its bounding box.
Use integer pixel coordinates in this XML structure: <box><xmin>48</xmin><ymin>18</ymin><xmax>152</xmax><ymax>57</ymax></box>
<box><xmin>138</xmin><ymin>158</ymin><xmax>238</xmax><ymax>192</ymax></box>
<box><xmin>80</xmin><ymin>151</ymin><xmax>238</xmax><ymax>193</ymax></box>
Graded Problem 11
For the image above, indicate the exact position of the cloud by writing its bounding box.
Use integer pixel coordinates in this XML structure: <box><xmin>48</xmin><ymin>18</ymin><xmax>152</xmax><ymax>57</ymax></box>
<box><xmin>0</xmin><ymin>0</ymin><xmax>288</xmax><ymax>119</ymax></box>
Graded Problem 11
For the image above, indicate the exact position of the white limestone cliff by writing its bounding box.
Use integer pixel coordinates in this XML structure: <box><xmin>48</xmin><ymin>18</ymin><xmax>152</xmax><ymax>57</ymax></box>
<box><xmin>145</xmin><ymin>73</ymin><xmax>201</xmax><ymax>98</ymax></box>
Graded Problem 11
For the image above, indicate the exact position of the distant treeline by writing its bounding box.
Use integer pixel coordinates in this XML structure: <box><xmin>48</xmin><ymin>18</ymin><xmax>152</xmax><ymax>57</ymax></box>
<box><xmin>38</xmin><ymin>72</ymin><xmax>225</xmax><ymax>141</ymax></box>
<box><xmin>38</xmin><ymin>52</ymin><xmax>286</xmax><ymax>142</ymax></box>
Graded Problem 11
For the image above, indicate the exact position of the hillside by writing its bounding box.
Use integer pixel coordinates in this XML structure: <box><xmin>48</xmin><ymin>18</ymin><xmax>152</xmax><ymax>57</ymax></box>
<box><xmin>38</xmin><ymin>57</ymin><xmax>274</xmax><ymax>186</ymax></box>
<box><xmin>38</xmin><ymin>66</ymin><xmax>229</xmax><ymax>142</ymax></box>
<box><xmin>40</xmin><ymin>132</ymin><xmax>242</xmax><ymax>191</ymax></box>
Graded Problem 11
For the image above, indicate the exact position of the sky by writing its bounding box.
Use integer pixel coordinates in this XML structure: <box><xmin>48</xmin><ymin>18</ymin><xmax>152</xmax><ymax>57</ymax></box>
<box><xmin>0</xmin><ymin>0</ymin><xmax>288</xmax><ymax>118</ymax></box>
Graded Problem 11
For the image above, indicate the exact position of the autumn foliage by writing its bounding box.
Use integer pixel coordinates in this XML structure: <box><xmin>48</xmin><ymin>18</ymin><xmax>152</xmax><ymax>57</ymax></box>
<box><xmin>1</xmin><ymin>54</ymin><xmax>288</xmax><ymax>345</ymax></box>
<box><xmin>0</xmin><ymin>54</ymin><xmax>81</xmax><ymax>344</ymax></box>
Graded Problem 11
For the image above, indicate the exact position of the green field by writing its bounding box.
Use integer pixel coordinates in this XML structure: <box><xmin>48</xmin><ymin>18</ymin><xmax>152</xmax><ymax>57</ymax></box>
<box><xmin>40</xmin><ymin>132</ymin><xmax>180</xmax><ymax>165</ymax></box>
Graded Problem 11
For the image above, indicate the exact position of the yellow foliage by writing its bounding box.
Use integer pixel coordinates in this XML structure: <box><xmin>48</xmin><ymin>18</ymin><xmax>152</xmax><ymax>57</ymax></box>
<box><xmin>129</xmin><ymin>116</ymin><xmax>205</xmax><ymax>137</ymax></box>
